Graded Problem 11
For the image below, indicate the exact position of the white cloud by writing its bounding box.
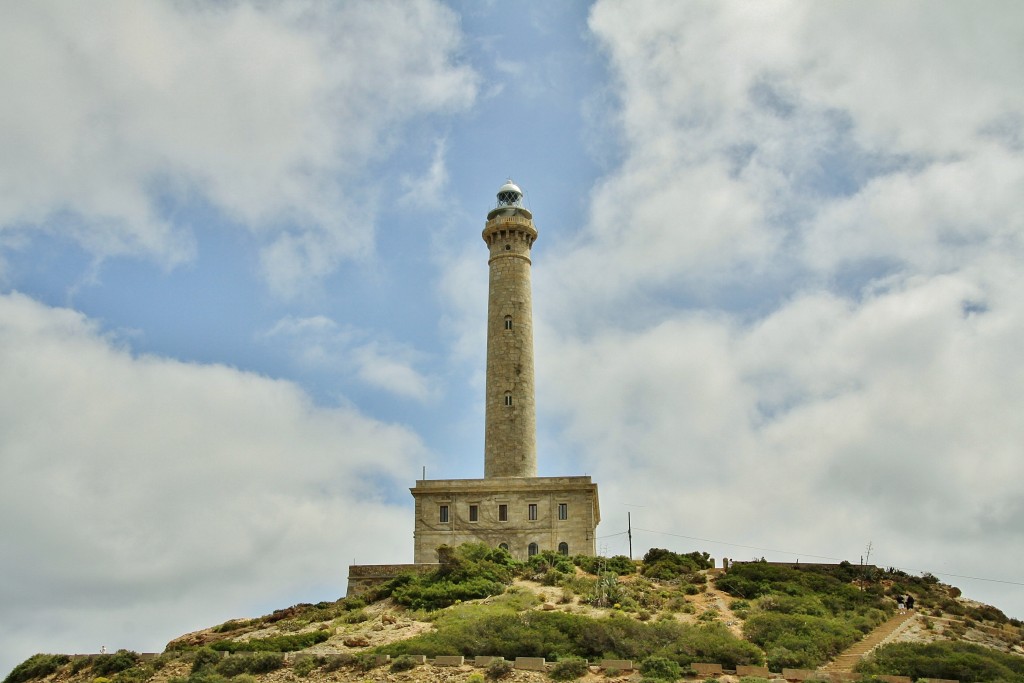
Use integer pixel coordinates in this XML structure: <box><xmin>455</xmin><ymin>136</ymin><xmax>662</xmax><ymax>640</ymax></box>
<box><xmin>523</xmin><ymin>0</ymin><xmax>1024</xmax><ymax>619</ymax></box>
<box><xmin>552</xmin><ymin>0</ymin><xmax>1024</xmax><ymax>322</ymax></box>
<box><xmin>263</xmin><ymin>315</ymin><xmax>437</xmax><ymax>402</ymax></box>
<box><xmin>399</xmin><ymin>139</ymin><xmax>451</xmax><ymax>210</ymax></box>
<box><xmin>0</xmin><ymin>0</ymin><xmax>477</xmax><ymax>294</ymax></box>
<box><xmin>0</xmin><ymin>293</ymin><xmax>424</xmax><ymax>668</ymax></box>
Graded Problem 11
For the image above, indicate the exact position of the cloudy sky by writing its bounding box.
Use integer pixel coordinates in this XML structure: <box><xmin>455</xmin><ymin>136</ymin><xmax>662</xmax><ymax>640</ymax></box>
<box><xmin>3</xmin><ymin>0</ymin><xmax>1024</xmax><ymax>673</ymax></box>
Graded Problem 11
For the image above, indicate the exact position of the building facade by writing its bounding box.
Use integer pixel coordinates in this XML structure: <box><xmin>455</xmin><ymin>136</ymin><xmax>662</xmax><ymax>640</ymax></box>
<box><xmin>410</xmin><ymin>182</ymin><xmax>600</xmax><ymax>563</ymax></box>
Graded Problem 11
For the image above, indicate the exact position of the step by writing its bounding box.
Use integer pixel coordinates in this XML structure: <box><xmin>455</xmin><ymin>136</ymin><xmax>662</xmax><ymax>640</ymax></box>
<box><xmin>819</xmin><ymin>611</ymin><xmax>917</xmax><ymax>673</ymax></box>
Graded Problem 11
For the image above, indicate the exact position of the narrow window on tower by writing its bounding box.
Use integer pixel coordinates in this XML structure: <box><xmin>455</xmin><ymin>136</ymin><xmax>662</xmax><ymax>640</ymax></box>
<box><xmin>558</xmin><ymin>542</ymin><xmax>569</xmax><ymax>556</ymax></box>
<box><xmin>439</xmin><ymin>505</ymin><xmax>449</xmax><ymax>523</ymax></box>
<box><xmin>528</xmin><ymin>542</ymin><xmax>539</xmax><ymax>557</ymax></box>
<box><xmin>504</xmin><ymin>393</ymin><xmax>513</xmax><ymax>407</ymax></box>
<box><xmin>528</xmin><ymin>503</ymin><xmax>538</xmax><ymax>521</ymax></box>
<box><xmin>558</xmin><ymin>503</ymin><xmax>568</xmax><ymax>520</ymax></box>
<box><xmin>498</xmin><ymin>504</ymin><xmax>508</xmax><ymax>522</ymax></box>
<box><xmin>504</xmin><ymin>316</ymin><xmax>513</xmax><ymax>330</ymax></box>
<box><xmin>469</xmin><ymin>505</ymin><xmax>478</xmax><ymax>522</ymax></box>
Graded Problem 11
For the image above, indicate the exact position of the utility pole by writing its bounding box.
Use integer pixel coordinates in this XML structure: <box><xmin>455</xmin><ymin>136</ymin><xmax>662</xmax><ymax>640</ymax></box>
<box><xmin>628</xmin><ymin>512</ymin><xmax>633</xmax><ymax>559</ymax></box>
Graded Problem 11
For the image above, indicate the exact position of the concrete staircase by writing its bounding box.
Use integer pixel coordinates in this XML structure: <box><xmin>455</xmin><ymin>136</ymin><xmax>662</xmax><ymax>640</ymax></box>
<box><xmin>818</xmin><ymin>610</ymin><xmax>917</xmax><ymax>674</ymax></box>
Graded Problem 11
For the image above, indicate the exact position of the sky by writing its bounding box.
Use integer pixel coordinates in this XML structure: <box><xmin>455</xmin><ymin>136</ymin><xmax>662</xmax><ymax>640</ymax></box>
<box><xmin>2</xmin><ymin>0</ymin><xmax>1024</xmax><ymax>673</ymax></box>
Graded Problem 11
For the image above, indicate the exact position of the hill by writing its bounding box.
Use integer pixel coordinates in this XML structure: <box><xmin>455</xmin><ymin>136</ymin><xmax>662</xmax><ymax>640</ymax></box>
<box><xmin>6</xmin><ymin>545</ymin><xmax>1024</xmax><ymax>683</ymax></box>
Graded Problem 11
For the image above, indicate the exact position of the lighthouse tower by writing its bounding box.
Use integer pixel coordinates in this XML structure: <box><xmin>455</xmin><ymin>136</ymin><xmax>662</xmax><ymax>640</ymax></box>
<box><xmin>402</xmin><ymin>180</ymin><xmax>600</xmax><ymax>566</ymax></box>
<box><xmin>483</xmin><ymin>180</ymin><xmax>538</xmax><ymax>478</ymax></box>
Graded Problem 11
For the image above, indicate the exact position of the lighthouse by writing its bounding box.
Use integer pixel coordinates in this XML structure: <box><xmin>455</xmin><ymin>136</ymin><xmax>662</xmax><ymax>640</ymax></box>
<box><xmin>405</xmin><ymin>181</ymin><xmax>600</xmax><ymax>564</ymax></box>
<box><xmin>483</xmin><ymin>180</ymin><xmax>538</xmax><ymax>478</ymax></box>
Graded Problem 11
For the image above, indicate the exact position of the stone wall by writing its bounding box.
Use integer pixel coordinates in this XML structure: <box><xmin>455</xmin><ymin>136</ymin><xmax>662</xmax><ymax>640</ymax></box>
<box><xmin>345</xmin><ymin>563</ymin><xmax>436</xmax><ymax>597</ymax></box>
<box><xmin>482</xmin><ymin>206</ymin><xmax>538</xmax><ymax>479</ymax></box>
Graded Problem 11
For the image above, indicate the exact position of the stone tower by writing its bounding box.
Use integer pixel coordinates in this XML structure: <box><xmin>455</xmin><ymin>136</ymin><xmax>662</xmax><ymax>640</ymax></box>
<box><xmin>483</xmin><ymin>180</ymin><xmax>537</xmax><ymax>478</ymax></box>
<box><xmin>400</xmin><ymin>180</ymin><xmax>600</xmax><ymax>566</ymax></box>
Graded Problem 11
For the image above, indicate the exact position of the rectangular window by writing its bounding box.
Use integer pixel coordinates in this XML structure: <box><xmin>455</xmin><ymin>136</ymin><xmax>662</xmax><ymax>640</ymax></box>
<box><xmin>528</xmin><ymin>503</ymin><xmax>538</xmax><ymax>521</ymax></box>
<box><xmin>558</xmin><ymin>503</ymin><xmax>568</xmax><ymax>520</ymax></box>
<box><xmin>469</xmin><ymin>505</ymin><xmax>478</xmax><ymax>522</ymax></box>
<box><xmin>498</xmin><ymin>504</ymin><xmax>508</xmax><ymax>522</ymax></box>
<box><xmin>439</xmin><ymin>505</ymin><xmax>449</xmax><ymax>523</ymax></box>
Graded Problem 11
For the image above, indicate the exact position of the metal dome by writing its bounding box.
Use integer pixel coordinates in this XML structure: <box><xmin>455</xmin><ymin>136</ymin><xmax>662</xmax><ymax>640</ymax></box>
<box><xmin>496</xmin><ymin>180</ymin><xmax>523</xmax><ymax>207</ymax></box>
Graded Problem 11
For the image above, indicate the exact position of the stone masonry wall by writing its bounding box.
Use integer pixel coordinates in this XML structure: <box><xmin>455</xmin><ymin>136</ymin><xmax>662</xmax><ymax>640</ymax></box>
<box><xmin>482</xmin><ymin>208</ymin><xmax>537</xmax><ymax>479</ymax></box>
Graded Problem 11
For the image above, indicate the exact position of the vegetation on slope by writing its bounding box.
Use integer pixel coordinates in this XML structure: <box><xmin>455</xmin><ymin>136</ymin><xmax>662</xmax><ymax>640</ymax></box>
<box><xmin>6</xmin><ymin>544</ymin><xmax>1024</xmax><ymax>683</ymax></box>
<box><xmin>716</xmin><ymin>561</ymin><xmax>891</xmax><ymax>670</ymax></box>
<box><xmin>376</xmin><ymin>589</ymin><xmax>762</xmax><ymax>667</ymax></box>
<box><xmin>857</xmin><ymin>641</ymin><xmax>1024</xmax><ymax>682</ymax></box>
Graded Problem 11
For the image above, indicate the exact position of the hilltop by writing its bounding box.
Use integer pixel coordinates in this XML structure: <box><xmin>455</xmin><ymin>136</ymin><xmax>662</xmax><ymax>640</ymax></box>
<box><xmin>6</xmin><ymin>546</ymin><xmax>1024</xmax><ymax>683</ymax></box>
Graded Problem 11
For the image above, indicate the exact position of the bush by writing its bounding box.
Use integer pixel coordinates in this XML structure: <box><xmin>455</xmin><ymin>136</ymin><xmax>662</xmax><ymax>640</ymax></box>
<box><xmin>210</xmin><ymin>631</ymin><xmax>330</xmax><ymax>653</ymax></box>
<box><xmin>292</xmin><ymin>656</ymin><xmax>320</xmax><ymax>677</ymax></box>
<box><xmin>321</xmin><ymin>655</ymin><xmax>352</xmax><ymax>672</ymax></box>
<box><xmin>745</xmin><ymin>612</ymin><xmax>859</xmax><ymax>669</ymax></box>
<box><xmin>214</xmin><ymin>652</ymin><xmax>283</xmax><ymax>676</ymax></box>
<box><xmin>3</xmin><ymin>654</ymin><xmax>70</xmax><ymax>683</ymax></box>
<box><xmin>641</xmin><ymin>549</ymin><xmax>713</xmax><ymax>581</ymax></box>
<box><xmin>389</xmin><ymin>656</ymin><xmax>419</xmax><ymax>673</ymax></box>
<box><xmin>574</xmin><ymin>555</ymin><xmax>636</xmax><ymax>576</ymax></box>
<box><xmin>242</xmin><ymin>653</ymin><xmax>283</xmax><ymax>674</ymax></box>
<box><xmin>186</xmin><ymin>671</ymin><xmax>226</xmax><ymax>683</ymax></box>
<box><xmin>92</xmin><ymin>651</ymin><xmax>140</xmax><ymax>676</ymax></box>
<box><xmin>549</xmin><ymin>658</ymin><xmax>589</xmax><ymax>681</ymax></box>
<box><xmin>639</xmin><ymin>656</ymin><xmax>681</xmax><ymax>681</ymax></box>
<box><xmin>191</xmin><ymin>649</ymin><xmax>222</xmax><ymax>673</ymax></box>
<box><xmin>338</xmin><ymin>609</ymin><xmax>369</xmax><ymax>624</ymax></box>
<box><xmin>486</xmin><ymin>659</ymin><xmax>514</xmax><ymax>680</ymax></box>
<box><xmin>379</xmin><ymin>608</ymin><xmax>761</xmax><ymax>667</ymax></box>
<box><xmin>388</xmin><ymin>543</ymin><xmax>516</xmax><ymax>610</ymax></box>
<box><xmin>856</xmin><ymin>641</ymin><xmax>1024</xmax><ymax>682</ymax></box>
<box><xmin>351</xmin><ymin>653</ymin><xmax>378</xmax><ymax>671</ymax></box>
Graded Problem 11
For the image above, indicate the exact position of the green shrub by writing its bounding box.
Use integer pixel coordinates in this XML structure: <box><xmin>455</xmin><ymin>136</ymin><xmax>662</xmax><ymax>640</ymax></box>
<box><xmin>213</xmin><ymin>652</ymin><xmax>283</xmax><ymax>676</ymax></box>
<box><xmin>92</xmin><ymin>651</ymin><xmax>140</xmax><ymax>676</ymax></box>
<box><xmin>549</xmin><ymin>658</ymin><xmax>589</xmax><ymax>681</ymax></box>
<box><xmin>210</xmin><ymin>630</ymin><xmax>329</xmax><ymax>653</ymax></box>
<box><xmin>467</xmin><ymin>674</ymin><xmax>485</xmax><ymax>683</ymax></box>
<box><xmin>389</xmin><ymin>656</ymin><xmax>419</xmax><ymax>673</ymax></box>
<box><xmin>745</xmin><ymin>612</ymin><xmax>858</xmax><ymax>669</ymax></box>
<box><xmin>292</xmin><ymin>656</ymin><xmax>320</xmax><ymax>677</ymax></box>
<box><xmin>227</xmin><ymin>675</ymin><xmax>257</xmax><ymax>683</ymax></box>
<box><xmin>486</xmin><ymin>659</ymin><xmax>514</xmax><ymax>680</ymax></box>
<box><xmin>574</xmin><ymin>555</ymin><xmax>636</xmax><ymax>576</ymax></box>
<box><xmin>186</xmin><ymin>670</ymin><xmax>226</xmax><ymax>683</ymax></box>
<box><xmin>243</xmin><ymin>653</ymin><xmax>283</xmax><ymax>674</ymax></box>
<box><xmin>71</xmin><ymin>658</ymin><xmax>93</xmax><ymax>674</ymax></box>
<box><xmin>639</xmin><ymin>656</ymin><xmax>681</xmax><ymax>681</ymax></box>
<box><xmin>378</xmin><ymin>608</ymin><xmax>760</xmax><ymax>667</ymax></box>
<box><xmin>351</xmin><ymin>653</ymin><xmax>378</xmax><ymax>671</ymax></box>
<box><xmin>338</xmin><ymin>609</ymin><xmax>369</xmax><ymax>624</ymax></box>
<box><xmin>641</xmin><ymin>549</ymin><xmax>712</xmax><ymax>581</ymax></box>
<box><xmin>191</xmin><ymin>648</ymin><xmax>222</xmax><ymax>673</ymax></box>
<box><xmin>3</xmin><ymin>654</ymin><xmax>70</xmax><ymax>683</ymax></box>
<box><xmin>856</xmin><ymin>641</ymin><xmax>1024</xmax><ymax>682</ymax></box>
<box><xmin>213</xmin><ymin>656</ymin><xmax>246</xmax><ymax>678</ymax></box>
<box><xmin>212</xmin><ymin>620</ymin><xmax>251</xmax><ymax>634</ymax></box>
<box><xmin>387</xmin><ymin>543</ymin><xmax>517</xmax><ymax>610</ymax></box>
